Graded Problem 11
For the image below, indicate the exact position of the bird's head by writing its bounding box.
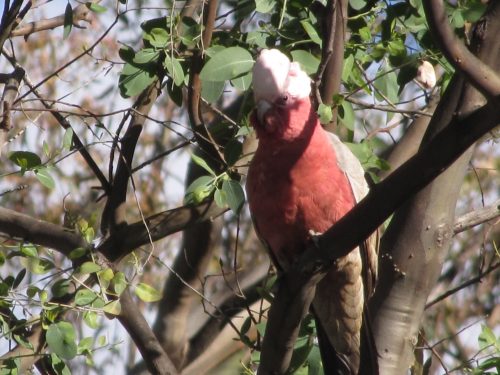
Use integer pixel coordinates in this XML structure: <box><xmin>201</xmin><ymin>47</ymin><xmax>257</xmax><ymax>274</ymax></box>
<box><xmin>251</xmin><ymin>49</ymin><xmax>313</xmax><ymax>139</ymax></box>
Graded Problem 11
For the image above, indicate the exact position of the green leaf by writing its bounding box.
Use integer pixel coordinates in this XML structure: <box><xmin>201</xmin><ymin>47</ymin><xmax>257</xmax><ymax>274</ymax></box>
<box><xmin>146</xmin><ymin>27</ymin><xmax>169</xmax><ymax>48</ymax></box>
<box><xmin>13</xmin><ymin>269</ymin><xmax>26</xmax><ymax>289</ymax></box>
<box><xmin>118</xmin><ymin>46</ymin><xmax>135</xmax><ymax>64</ymax></box>
<box><xmin>246</xmin><ymin>30</ymin><xmax>269</xmax><ymax>48</ymax></box>
<box><xmin>221</xmin><ymin>179</ymin><xmax>245</xmax><ymax>214</ymax></box>
<box><xmin>103</xmin><ymin>300</ymin><xmax>121</xmax><ymax>315</ymax></box>
<box><xmin>78</xmin><ymin>261</ymin><xmax>102</xmax><ymax>275</ymax></box>
<box><xmin>479</xmin><ymin>324</ymin><xmax>499</xmax><ymax>350</ymax></box>
<box><xmin>20</xmin><ymin>244</ymin><xmax>38</xmax><ymax>258</ymax></box>
<box><xmin>179</xmin><ymin>16</ymin><xmax>201</xmax><ymax>47</ymax></box>
<box><xmin>51</xmin><ymin>279</ymin><xmax>71</xmax><ymax>298</ymax></box>
<box><xmin>119</xmin><ymin>63</ymin><xmax>156</xmax><ymax>98</ymax></box>
<box><xmin>200</xmin><ymin>47</ymin><xmax>254</xmax><ymax>82</ymax></box>
<box><xmin>50</xmin><ymin>353</ymin><xmax>71</xmax><ymax>375</ymax></box>
<box><xmin>291</xmin><ymin>50</ymin><xmax>320</xmax><ymax>75</ymax></box>
<box><xmin>27</xmin><ymin>285</ymin><xmax>39</xmax><ymax>299</ymax></box>
<box><xmin>83</xmin><ymin>311</ymin><xmax>99</xmax><ymax>329</ymax></box>
<box><xmin>191</xmin><ymin>154</ymin><xmax>216</xmax><ymax>176</ymax></box>
<box><xmin>21</xmin><ymin>257</ymin><xmax>54</xmax><ymax>275</ymax></box>
<box><xmin>300</xmin><ymin>20</ymin><xmax>322</xmax><ymax>47</ymax></box>
<box><xmin>317</xmin><ymin>103</ymin><xmax>333</xmax><ymax>124</ymax></box>
<box><xmin>231</xmin><ymin>72</ymin><xmax>253</xmax><ymax>91</ymax></box>
<box><xmin>98</xmin><ymin>268</ymin><xmax>114</xmax><ymax>282</ymax></box>
<box><xmin>35</xmin><ymin>168</ymin><xmax>55</xmax><ymax>189</ymax></box>
<box><xmin>184</xmin><ymin>175</ymin><xmax>215</xmax><ymax>204</ymax></box>
<box><xmin>112</xmin><ymin>272</ymin><xmax>127</xmax><ymax>296</ymax></box>
<box><xmin>201</xmin><ymin>80</ymin><xmax>225</xmax><ymax>103</ymax></box>
<box><xmin>255</xmin><ymin>0</ymin><xmax>276</xmax><ymax>13</ymax></box>
<box><xmin>69</xmin><ymin>247</ymin><xmax>87</xmax><ymax>260</ymax></box>
<box><xmin>63</xmin><ymin>3</ymin><xmax>73</xmax><ymax>40</ymax></box>
<box><xmin>374</xmin><ymin>68</ymin><xmax>398</xmax><ymax>104</ymax></box>
<box><xmin>87</xmin><ymin>2</ymin><xmax>107</xmax><ymax>13</ymax></box>
<box><xmin>133</xmin><ymin>48</ymin><xmax>159</xmax><ymax>64</ymax></box>
<box><xmin>62</xmin><ymin>128</ymin><xmax>73</xmax><ymax>150</ymax></box>
<box><xmin>338</xmin><ymin>100</ymin><xmax>355</xmax><ymax>131</ymax></box>
<box><xmin>75</xmin><ymin>289</ymin><xmax>98</xmax><ymax>306</ymax></box>
<box><xmin>214</xmin><ymin>188</ymin><xmax>226</xmax><ymax>208</ymax></box>
<box><xmin>135</xmin><ymin>283</ymin><xmax>162</xmax><ymax>302</ymax></box>
<box><xmin>46</xmin><ymin>322</ymin><xmax>77</xmax><ymax>360</ymax></box>
<box><xmin>78</xmin><ymin>337</ymin><xmax>93</xmax><ymax>354</ymax></box>
<box><xmin>349</xmin><ymin>0</ymin><xmax>366</xmax><ymax>10</ymax></box>
<box><xmin>9</xmin><ymin>151</ymin><xmax>42</xmax><ymax>171</ymax></box>
<box><xmin>164</xmin><ymin>55</ymin><xmax>185</xmax><ymax>86</ymax></box>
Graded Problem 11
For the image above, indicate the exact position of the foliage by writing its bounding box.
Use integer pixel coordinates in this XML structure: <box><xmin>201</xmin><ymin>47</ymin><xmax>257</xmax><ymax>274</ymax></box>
<box><xmin>0</xmin><ymin>0</ymin><xmax>497</xmax><ymax>374</ymax></box>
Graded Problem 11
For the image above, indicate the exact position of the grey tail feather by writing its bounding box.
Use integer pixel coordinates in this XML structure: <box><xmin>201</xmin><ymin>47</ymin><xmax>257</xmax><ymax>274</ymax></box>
<box><xmin>314</xmin><ymin>315</ymin><xmax>353</xmax><ymax>375</ymax></box>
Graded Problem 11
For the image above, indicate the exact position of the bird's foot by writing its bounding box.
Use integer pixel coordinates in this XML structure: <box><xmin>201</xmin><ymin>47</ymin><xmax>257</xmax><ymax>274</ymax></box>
<box><xmin>308</xmin><ymin>230</ymin><xmax>323</xmax><ymax>248</ymax></box>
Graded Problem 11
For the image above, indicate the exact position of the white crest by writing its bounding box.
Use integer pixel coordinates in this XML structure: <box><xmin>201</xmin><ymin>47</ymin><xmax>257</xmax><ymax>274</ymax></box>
<box><xmin>252</xmin><ymin>49</ymin><xmax>311</xmax><ymax>104</ymax></box>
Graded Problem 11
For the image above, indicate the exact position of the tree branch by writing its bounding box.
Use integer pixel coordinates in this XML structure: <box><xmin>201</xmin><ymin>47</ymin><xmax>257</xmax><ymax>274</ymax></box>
<box><xmin>258</xmin><ymin>75</ymin><xmax>500</xmax><ymax>375</ymax></box>
<box><xmin>425</xmin><ymin>261</ymin><xmax>500</xmax><ymax>309</ymax></box>
<box><xmin>100</xmin><ymin>82</ymin><xmax>160</xmax><ymax>234</ymax></box>
<box><xmin>453</xmin><ymin>199</ymin><xmax>500</xmax><ymax>234</ymax></box>
<box><xmin>422</xmin><ymin>0</ymin><xmax>500</xmax><ymax>98</ymax></box>
<box><xmin>314</xmin><ymin>0</ymin><xmax>348</xmax><ymax>130</ymax></box>
<box><xmin>99</xmin><ymin>200</ymin><xmax>226</xmax><ymax>262</ymax></box>
<box><xmin>0</xmin><ymin>0</ymin><xmax>23</xmax><ymax>52</ymax></box>
<box><xmin>10</xmin><ymin>2</ymin><xmax>93</xmax><ymax>37</ymax></box>
<box><xmin>0</xmin><ymin>207</ymin><xmax>84</xmax><ymax>254</ymax></box>
<box><xmin>118</xmin><ymin>289</ymin><xmax>180</xmax><ymax>375</ymax></box>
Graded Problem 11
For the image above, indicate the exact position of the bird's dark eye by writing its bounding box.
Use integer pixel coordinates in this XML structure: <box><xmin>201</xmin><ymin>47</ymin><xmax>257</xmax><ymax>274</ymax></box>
<box><xmin>280</xmin><ymin>95</ymin><xmax>288</xmax><ymax>105</ymax></box>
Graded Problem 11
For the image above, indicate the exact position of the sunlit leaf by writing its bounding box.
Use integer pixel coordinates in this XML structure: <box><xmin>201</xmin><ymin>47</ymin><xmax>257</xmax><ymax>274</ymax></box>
<box><xmin>291</xmin><ymin>50</ymin><xmax>320</xmax><ymax>75</ymax></box>
<box><xmin>255</xmin><ymin>0</ymin><xmax>275</xmax><ymax>13</ymax></box>
<box><xmin>191</xmin><ymin>154</ymin><xmax>216</xmax><ymax>176</ymax></box>
<box><xmin>103</xmin><ymin>300</ymin><xmax>121</xmax><ymax>315</ymax></box>
<box><xmin>78</xmin><ymin>261</ymin><xmax>102</xmax><ymax>275</ymax></box>
<box><xmin>135</xmin><ymin>283</ymin><xmax>162</xmax><ymax>302</ymax></box>
<box><xmin>75</xmin><ymin>289</ymin><xmax>98</xmax><ymax>306</ymax></box>
<box><xmin>200</xmin><ymin>47</ymin><xmax>254</xmax><ymax>82</ymax></box>
<box><xmin>87</xmin><ymin>3</ymin><xmax>107</xmax><ymax>13</ymax></box>
<box><xmin>35</xmin><ymin>168</ymin><xmax>55</xmax><ymax>189</ymax></box>
<box><xmin>62</xmin><ymin>128</ymin><xmax>73</xmax><ymax>150</ymax></box>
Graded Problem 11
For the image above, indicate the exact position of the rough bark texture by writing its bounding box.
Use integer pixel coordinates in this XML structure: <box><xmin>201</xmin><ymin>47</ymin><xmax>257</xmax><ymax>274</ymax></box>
<box><xmin>370</xmin><ymin>5</ymin><xmax>500</xmax><ymax>373</ymax></box>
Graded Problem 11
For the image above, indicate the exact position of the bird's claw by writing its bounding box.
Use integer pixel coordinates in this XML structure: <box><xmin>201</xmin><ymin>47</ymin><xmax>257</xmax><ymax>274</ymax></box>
<box><xmin>308</xmin><ymin>230</ymin><xmax>323</xmax><ymax>248</ymax></box>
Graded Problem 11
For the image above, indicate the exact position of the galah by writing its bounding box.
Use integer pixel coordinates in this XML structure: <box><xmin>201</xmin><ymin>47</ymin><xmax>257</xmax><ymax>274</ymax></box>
<box><xmin>246</xmin><ymin>49</ymin><xmax>378</xmax><ymax>374</ymax></box>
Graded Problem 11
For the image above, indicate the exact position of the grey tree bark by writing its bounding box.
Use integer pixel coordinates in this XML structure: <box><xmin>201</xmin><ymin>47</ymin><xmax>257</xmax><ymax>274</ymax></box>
<box><xmin>370</xmin><ymin>4</ymin><xmax>500</xmax><ymax>373</ymax></box>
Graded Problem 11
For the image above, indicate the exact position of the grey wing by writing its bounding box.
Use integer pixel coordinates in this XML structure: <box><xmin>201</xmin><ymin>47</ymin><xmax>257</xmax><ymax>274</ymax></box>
<box><xmin>328</xmin><ymin>132</ymin><xmax>379</xmax><ymax>296</ymax></box>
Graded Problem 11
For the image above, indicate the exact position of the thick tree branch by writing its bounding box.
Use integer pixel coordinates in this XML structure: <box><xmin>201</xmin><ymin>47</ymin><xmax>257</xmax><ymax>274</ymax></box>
<box><xmin>0</xmin><ymin>66</ymin><xmax>24</xmax><ymax>151</ymax></box>
<box><xmin>0</xmin><ymin>0</ymin><xmax>23</xmax><ymax>52</ymax></box>
<box><xmin>0</xmin><ymin>207</ymin><xmax>84</xmax><ymax>254</ymax></box>
<box><xmin>422</xmin><ymin>0</ymin><xmax>500</xmax><ymax>98</ymax></box>
<box><xmin>118</xmin><ymin>289</ymin><xmax>179</xmax><ymax>375</ymax></box>
<box><xmin>100</xmin><ymin>82</ymin><xmax>160</xmax><ymax>234</ymax></box>
<box><xmin>99</xmin><ymin>200</ymin><xmax>226</xmax><ymax>262</ymax></box>
<box><xmin>314</xmin><ymin>0</ymin><xmax>348</xmax><ymax>130</ymax></box>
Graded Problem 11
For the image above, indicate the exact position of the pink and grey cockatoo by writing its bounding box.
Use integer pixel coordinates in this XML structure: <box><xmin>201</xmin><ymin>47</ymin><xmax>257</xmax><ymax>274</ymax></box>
<box><xmin>246</xmin><ymin>49</ymin><xmax>378</xmax><ymax>374</ymax></box>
